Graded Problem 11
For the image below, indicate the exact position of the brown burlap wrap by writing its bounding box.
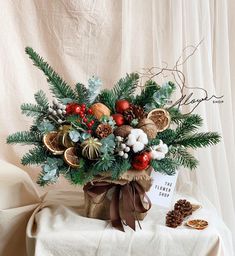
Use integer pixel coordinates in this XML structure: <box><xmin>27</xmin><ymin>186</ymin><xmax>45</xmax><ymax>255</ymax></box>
<box><xmin>83</xmin><ymin>169</ymin><xmax>152</xmax><ymax>231</ymax></box>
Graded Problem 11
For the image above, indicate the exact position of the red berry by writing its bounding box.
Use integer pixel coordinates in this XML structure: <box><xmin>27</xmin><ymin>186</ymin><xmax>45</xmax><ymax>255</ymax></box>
<box><xmin>91</xmin><ymin>120</ymin><xmax>95</xmax><ymax>124</ymax></box>
<box><xmin>80</xmin><ymin>113</ymin><xmax>85</xmax><ymax>118</ymax></box>
<box><xmin>81</xmin><ymin>104</ymin><xmax>86</xmax><ymax>108</ymax></box>
<box><xmin>87</xmin><ymin>123</ymin><xmax>93</xmax><ymax>128</ymax></box>
<box><xmin>87</xmin><ymin>108</ymin><xmax>93</xmax><ymax>114</ymax></box>
<box><xmin>115</xmin><ymin>100</ymin><xmax>130</xmax><ymax>114</ymax></box>
<box><xmin>83</xmin><ymin>118</ymin><xmax>88</xmax><ymax>122</ymax></box>
<box><xmin>87</xmin><ymin>130</ymin><xmax>92</xmax><ymax>134</ymax></box>
<box><xmin>75</xmin><ymin>106</ymin><xmax>81</xmax><ymax>114</ymax></box>
<box><xmin>66</xmin><ymin>103</ymin><xmax>79</xmax><ymax>114</ymax></box>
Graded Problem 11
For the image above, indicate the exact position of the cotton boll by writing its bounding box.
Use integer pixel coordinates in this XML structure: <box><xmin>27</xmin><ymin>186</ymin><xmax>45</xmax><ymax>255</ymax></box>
<box><xmin>138</xmin><ymin>133</ymin><xmax>148</xmax><ymax>145</ymax></box>
<box><xmin>161</xmin><ymin>144</ymin><xmax>168</xmax><ymax>154</ymax></box>
<box><xmin>131</xmin><ymin>129</ymin><xmax>143</xmax><ymax>137</ymax></box>
<box><xmin>127</xmin><ymin>134</ymin><xmax>136</xmax><ymax>146</ymax></box>
<box><xmin>133</xmin><ymin>141</ymin><xmax>144</xmax><ymax>153</ymax></box>
<box><xmin>150</xmin><ymin>150</ymin><xmax>165</xmax><ymax>160</ymax></box>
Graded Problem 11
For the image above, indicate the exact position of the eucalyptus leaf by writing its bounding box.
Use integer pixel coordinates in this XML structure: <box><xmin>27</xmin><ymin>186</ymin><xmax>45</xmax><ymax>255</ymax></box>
<box><xmin>37</xmin><ymin>121</ymin><xmax>55</xmax><ymax>133</ymax></box>
<box><xmin>69</xmin><ymin>130</ymin><xmax>80</xmax><ymax>142</ymax></box>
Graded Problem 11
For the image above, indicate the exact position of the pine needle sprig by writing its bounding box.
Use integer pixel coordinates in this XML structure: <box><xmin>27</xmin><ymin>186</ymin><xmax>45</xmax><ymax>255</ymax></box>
<box><xmin>175</xmin><ymin>114</ymin><xmax>203</xmax><ymax>137</ymax></box>
<box><xmin>173</xmin><ymin>132</ymin><xmax>221</xmax><ymax>148</ymax></box>
<box><xmin>25</xmin><ymin>47</ymin><xmax>77</xmax><ymax>101</ymax></box>
<box><xmin>34</xmin><ymin>90</ymin><xmax>49</xmax><ymax>110</ymax></box>
<box><xmin>21</xmin><ymin>103</ymin><xmax>45</xmax><ymax>118</ymax></box>
<box><xmin>150</xmin><ymin>158</ymin><xmax>180</xmax><ymax>175</ymax></box>
<box><xmin>134</xmin><ymin>80</ymin><xmax>160</xmax><ymax>107</ymax></box>
<box><xmin>169</xmin><ymin>146</ymin><xmax>199</xmax><ymax>170</ymax></box>
<box><xmin>75</xmin><ymin>83</ymin><xmax>90</xmax><ymax>105</ymax></box>
<box><xmin>7</xmin><ymin>131</ymin><xmax>42</xmax><ymax>145</ymax></box>
<box><xmin>21</xmin><ymin>146</ymin><xmax>48</xmax><ymax>165</ymax></box>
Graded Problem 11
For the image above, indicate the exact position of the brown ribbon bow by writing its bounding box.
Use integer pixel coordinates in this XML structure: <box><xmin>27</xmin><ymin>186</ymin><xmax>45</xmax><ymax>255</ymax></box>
<box><xmin>83</xmin><ymin>181</ymin><xmax>151</xmax><ymax>232</ymax></box>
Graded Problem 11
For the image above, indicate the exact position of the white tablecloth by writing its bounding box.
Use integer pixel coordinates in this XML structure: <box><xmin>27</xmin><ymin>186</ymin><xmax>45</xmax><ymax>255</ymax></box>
<box><xmin>0</xmin><ymin>160</ymin><xmax>233</xmax><ymax>256</ymax></box>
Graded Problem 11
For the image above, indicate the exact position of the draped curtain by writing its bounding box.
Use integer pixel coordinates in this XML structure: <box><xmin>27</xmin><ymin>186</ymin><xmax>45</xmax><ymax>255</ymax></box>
<box><xmin>0</xmin><ymin>0</ymin><xmax>234</xmax><ymax>249</ymax></box>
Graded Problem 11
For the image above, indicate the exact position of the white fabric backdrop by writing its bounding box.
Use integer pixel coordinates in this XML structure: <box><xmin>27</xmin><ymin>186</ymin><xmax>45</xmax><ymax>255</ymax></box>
<box><xmin>0</xmin><ymin>0</ymin><xmax>234</xmax><ymax>250</ymax></box>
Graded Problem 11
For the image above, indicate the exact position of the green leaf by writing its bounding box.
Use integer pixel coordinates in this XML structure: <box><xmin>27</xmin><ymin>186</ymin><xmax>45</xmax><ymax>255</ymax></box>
<box><xmin>100</xmin><ymin>134</ymin><xmax>116</xmax><ymax>155</ymax></box>
<box><xmin>37</xmin><ymin>121</ymin><xmax>55</xmax><ymax>133</ymax></box>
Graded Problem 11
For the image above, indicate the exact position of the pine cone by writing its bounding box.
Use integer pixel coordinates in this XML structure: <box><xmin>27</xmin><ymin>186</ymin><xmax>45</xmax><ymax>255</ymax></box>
<box><xmin>166</xmin><ymin>210</ymin><xmax>184</xmax><ymax>228</ymax></box>
<box><xmin>174</xmin><ymin>199</ymin><xmax>193</xmax><ymax>218</ymax></box>
<box><xmin>123</xmin><ymin>104</ymin><xmax>145</xmax><ymax>123</ymax></box>
<box><xmin>96</xmin><ymin>123</ymin><xmax>113</xmax><ymax>138</ymax></box>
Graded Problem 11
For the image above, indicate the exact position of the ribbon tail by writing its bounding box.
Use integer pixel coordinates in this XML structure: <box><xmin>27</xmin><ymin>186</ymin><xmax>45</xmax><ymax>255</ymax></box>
<box><xmin>122</xmin><ymin>184</ymin><xmax>136</xmax><ymax>231</ymax></box>
<box><xmin>110</xmin><ymin>185</ymin><xmax>124</xmax><ymax>232</ymax></box>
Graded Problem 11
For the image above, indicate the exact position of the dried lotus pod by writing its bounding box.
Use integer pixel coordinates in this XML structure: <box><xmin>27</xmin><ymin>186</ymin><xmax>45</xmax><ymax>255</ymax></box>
<box><xmin>81</xmin><ymin>137</ymin><xmax>102</xmax><ymax>160</ymax></box>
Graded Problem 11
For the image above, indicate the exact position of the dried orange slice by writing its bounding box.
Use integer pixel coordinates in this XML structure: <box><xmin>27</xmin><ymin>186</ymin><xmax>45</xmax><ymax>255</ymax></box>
<box><xmin>43</xmin><ymin>131</ymin><xmax>65</xmax><ymax>155</ymax></box>
<box><xmin>64</xmin><ymin>147</ymin><xmax>80</xmax><ymax>168</ymax></box>
<box><xmin>147</xmin><ymin>108</ymin><xmax>171</xmax><ymax>132</ymax></box>
<box><xmin>186</xmin><ymin>219</ymin><xmax>208</xmax><ymax>230</ymax></box>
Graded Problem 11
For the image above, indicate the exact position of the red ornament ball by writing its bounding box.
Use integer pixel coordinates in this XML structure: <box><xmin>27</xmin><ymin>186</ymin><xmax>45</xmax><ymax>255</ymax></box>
<box><xmin>66</xmin><ymin>103</ymin><xmax>79</xmax><ymax>115</ymax></box>
<box><xmin>112</xmin><ymin>114</ymin><xmax>125</xmax><ymax>126</ymax></box>
<box><xmin>115</xmin><ymin>100</ymin><xmax>130</xmax><ymax>114</ymax></box>
<box><xmin>132</xmin><ymin>152</ymin><xmax>150</xmax><ymax>170</ymax></box>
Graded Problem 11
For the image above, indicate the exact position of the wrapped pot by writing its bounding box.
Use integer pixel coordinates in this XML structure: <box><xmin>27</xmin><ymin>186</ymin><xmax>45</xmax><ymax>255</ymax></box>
<box><xmin>83</xmin><ymin>169</ymin><xmax>152</xmax><ymax>231</ymax></box>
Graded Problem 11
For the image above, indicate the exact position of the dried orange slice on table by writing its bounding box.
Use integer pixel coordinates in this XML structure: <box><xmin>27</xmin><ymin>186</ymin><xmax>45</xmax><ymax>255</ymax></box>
<box><xmin>147</xmin><ymin>108</ymin><xmax>171</xmax><ymax>132</ymax></box>
<box><xmin>43</xmin><ymin>131</ymin><xmax>65</xmax><ymax>155</ymax></box>
<box><xmin>64</xmin><ymin>147</ymin><xmax>80</xmax><ymax>168</ymax></box>
<box><xmin>186</xmin><ymin>219</ymin><xmax>208</xmax><ymax>230</ymax></box>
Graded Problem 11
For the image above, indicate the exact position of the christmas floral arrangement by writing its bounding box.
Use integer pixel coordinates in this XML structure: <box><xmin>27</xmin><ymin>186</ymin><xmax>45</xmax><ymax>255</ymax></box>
<box><xmin>7</xmin><ymin>48</ymin><xmax>220</xmax><ymax>231</ymax></box>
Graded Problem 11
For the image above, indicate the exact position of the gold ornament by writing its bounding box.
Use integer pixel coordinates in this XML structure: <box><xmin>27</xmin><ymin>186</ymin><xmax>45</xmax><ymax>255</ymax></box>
<box><xmin>90</xmin><ymin>103</ymin><xmax>111</xmax><ymax>120</ymax></box>
<box><xmin>113</xmin><ymin>125</ymin><xmax>132</xmax><ymax>138</ymax></box>
<box><xmin>57</xmin><ymin>125</ymin><xmax>74</xmax><ymax>148</ymax></box>
<box><xmin>43</xmin><ymin>131</ymin><xmax>65</xmax><ymax>155</ymax></box>
<box><xmin>81</xmin><ymin>137</ymin><xmax>102</xmax><ymax>160</ymax></box>
<box><xmin>137</xmin><ymin>118</ymin><xmax>158</xmax><ymax>139</ymax></box>
<box><xmin>64</xmin><ymin>147</ymin><xmax>80</xmax><ymax>168</ymax></box>
<box><xmin>147</xmin><ymin>108</ymin><xmax>171</xmax><ymax>132</ymax></box>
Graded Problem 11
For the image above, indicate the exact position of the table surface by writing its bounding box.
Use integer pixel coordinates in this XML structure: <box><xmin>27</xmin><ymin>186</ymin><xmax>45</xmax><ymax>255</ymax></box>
<box><xmin>26</xmin><ymin>190</ymin><xmax>233</xmax><ymax>256</ymax></box>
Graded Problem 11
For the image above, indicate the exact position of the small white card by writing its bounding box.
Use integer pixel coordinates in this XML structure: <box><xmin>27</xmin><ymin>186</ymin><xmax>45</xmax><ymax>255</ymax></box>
<box><xmin>147</xmin><ymin>171</ymin><xmax>178</xmax><ymax>208</ymax></box>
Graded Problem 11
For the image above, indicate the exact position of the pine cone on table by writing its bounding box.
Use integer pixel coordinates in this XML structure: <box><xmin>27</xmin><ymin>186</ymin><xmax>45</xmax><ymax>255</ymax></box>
<box><xmin>123</xmin><ymin>104</ymin><xmax>145</xmax><ymax>123</ymax></box>
<box><xmin>166</xmin><ymin>210</ymin><xmax>184</xmax><ymax>228</ymax></box>
<box><xmin>174</xmin><ymin>199</ymin><xmax>193</xmax><ymax>218</ymax></box>
<box><xmin>96</xmin><ymin>123</ymin><xmax>113</xmax><ymax>138</ymax></box>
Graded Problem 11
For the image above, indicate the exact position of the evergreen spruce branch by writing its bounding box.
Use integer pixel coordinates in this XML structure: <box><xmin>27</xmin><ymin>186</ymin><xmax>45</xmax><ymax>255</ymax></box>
<box><xmin>169</xmin><ymin>146</ymin><xmax>199</xmax><ymax>170</ymax></box>
<box><xmin>134</xmin><ymin>80</ymin><xmax>160</xmax><ymax>107</ymax></box>
<box><xmin>157</xmin><ymin>129</ymin><xmax>176</xmax><ymax>145</ymax></box>
<box><xmin>175</xmin><ymin>114</ymin><xmax>203</xmax><ymax>137</ymax></box>
<box><xmin>111</xmin><ymin>158</ymin><xmax>131</xmax><ymax>180</ymax></box>
<box><xmin>75</xmin><ymin>83</ymin><xmax>90</xmax><ymax>104</ymax></box>
<box><xmin>150</xmin><ymin>158</ymin><xmax>179</xmax><ymax>175</ymax></box>
<box><xmin>7</xmin><ymin>131</ymin><xmax>42</xmax><ymax>145</ymax></box>
<box><xmin>172</xmin><ymin>132</ymin><xmax>221</xmax><ymax>148</ymax></box>
<box><xmin>25</xmin><ymin>47</ymin><xmax>77</xmax><ymax>101</ymax></box>
<box><xmin>98</xmin><ymin>89</ymin><xmax>116</xmax><ymax>112</ymax></box>
<box><xmin>112</xmin><ymin>73</ymin><xmax>139</xmax><ymax>100</ymax></box>
<box><xmin>34</xmin><ymin>90</ymin><xmax>49</xmax><ymax>109</ymax></box>
<box><xmin>21</xmin><ymin>103</ymin><xmax>45</xmax><ymax>118</ymax></box>
<box><xmin>168</xmin><ymin>108</ymin><xmax>188</xmax><ymax>124</ymax></box>
<box><xmin>21</xmin><ymin>146</ymin><xmax>47</xmax><ymax>165</ymax></box>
